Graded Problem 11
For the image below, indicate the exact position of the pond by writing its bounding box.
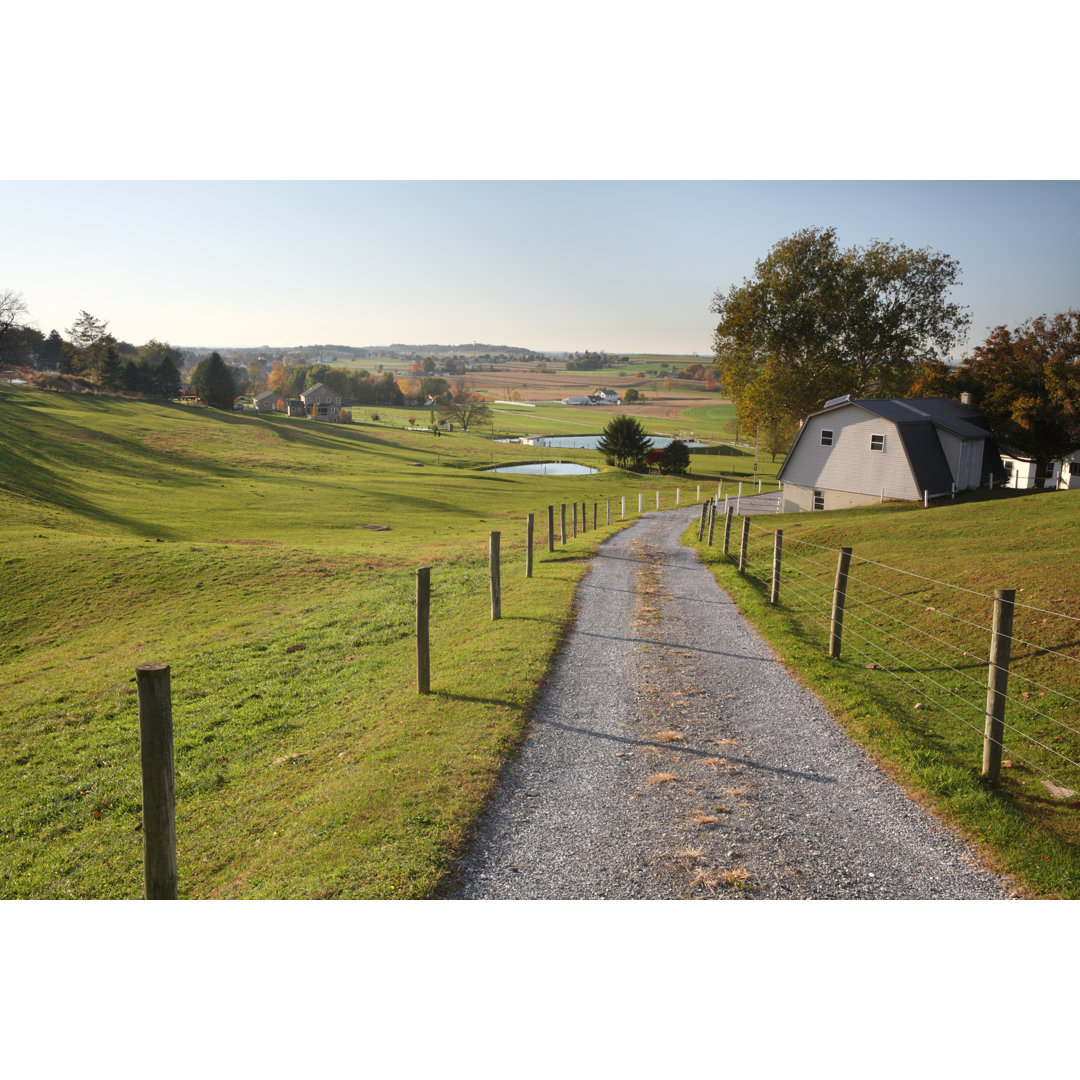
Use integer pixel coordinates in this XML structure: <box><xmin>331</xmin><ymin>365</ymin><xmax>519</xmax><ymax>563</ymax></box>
<box><xmin>487</xmin><ymin>462</ymin><xmax>599</xmax><ymax>476</ymax></box>
<box><xmin>501</xmin><ymin>435</ymin><xmax>709</xmax><ymax>450</ymax></box>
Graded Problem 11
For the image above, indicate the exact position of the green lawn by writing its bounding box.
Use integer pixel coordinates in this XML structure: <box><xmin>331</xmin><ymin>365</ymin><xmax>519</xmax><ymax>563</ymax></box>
<box><xmin>0</xmin><ymin>385</ymin><xmax>716</xmax><ymax>898</ymax></box>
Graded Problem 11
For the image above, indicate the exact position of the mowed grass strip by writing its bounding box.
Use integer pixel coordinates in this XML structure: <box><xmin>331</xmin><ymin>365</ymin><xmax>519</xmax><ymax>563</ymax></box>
<box><xmin>0</xmin><ymin>385</ymin><xmax>654</xmax><ymax>898</ymax></box>
<box><xmin>686</xmin><ymin>490</ymin><xmax>1080</xmax><ymax>898</ymax></box>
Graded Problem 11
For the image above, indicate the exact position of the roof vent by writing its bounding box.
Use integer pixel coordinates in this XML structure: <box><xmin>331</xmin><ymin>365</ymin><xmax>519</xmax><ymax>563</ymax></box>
<box><xmin>824</xmin><ymin>394</ymin><xmax>851</xmax><ymax>408</ymax></box>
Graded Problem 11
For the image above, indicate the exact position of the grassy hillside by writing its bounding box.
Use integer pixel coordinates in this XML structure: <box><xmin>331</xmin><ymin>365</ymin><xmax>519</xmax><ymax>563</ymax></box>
<box><xmin>0</xmin><ymin>385</ymin><xmax>714</xmax><ymax>899</ymax></box>
<box><xmin>688</xmin><ymin>491</ymin><xmax>1080</xmax><ymax>897</ymax></box>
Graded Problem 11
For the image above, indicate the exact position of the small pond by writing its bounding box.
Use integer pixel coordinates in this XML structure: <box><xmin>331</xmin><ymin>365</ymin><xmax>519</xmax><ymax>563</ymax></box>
<box><xmin>488</xmin><ymin>462</ymin><xmax>599</xmax><ymax>476</ymax></box>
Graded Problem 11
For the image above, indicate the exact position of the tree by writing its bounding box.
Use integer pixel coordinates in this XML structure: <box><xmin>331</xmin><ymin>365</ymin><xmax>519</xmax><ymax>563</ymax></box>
<box><xmin>658</xmin><ymin>438</ymin><xmax>691</xmax><ymax>475</ymax></box>
<box><xmin>597</xmin><ymin>414</ymin><xmax>652</xmax><ymax>470</ymax></box>
<box><xmin>623</xmin><ymin>387</ymin><xmax>643</xmax><ymax>403</ymax></box>
<box><xmin>436</xmin><ymin>378</ymin><xmax>491</xmax><ymax>432</ymax></box>
<box><xmin>39</xmin><ymin>330</ymin><xmax>64</xmax><ymax>371</ymax></box>
<box><xmin>0</xmin><ymin>289</ymin><xmax>29</xmax><ymax>364</ymax></box>
<box><xmin>191</xmin><ymin>351</ymin><xmax>236</xmax><ymax>409</ymax></box>
<box><xmin>711</xmin><ymin>227</ymin><xmax>971</xmax><ymax>431</ymax></box>
<box><xmin>959</xmin><ymin>311</ymin><xmax>1080</xmax><ymax>487</ymax></box>
<box><xmin>63</xmin><ymin>310</ymin><xmax>116</xmax><ymax>381</ymax></box>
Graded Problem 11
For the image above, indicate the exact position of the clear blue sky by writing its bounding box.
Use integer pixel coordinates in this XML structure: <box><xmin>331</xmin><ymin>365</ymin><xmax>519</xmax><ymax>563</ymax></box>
<box><xmin>2</xmin><ymin>180</ymin><xmax>1077</xmax><ymax>356</ymax></box>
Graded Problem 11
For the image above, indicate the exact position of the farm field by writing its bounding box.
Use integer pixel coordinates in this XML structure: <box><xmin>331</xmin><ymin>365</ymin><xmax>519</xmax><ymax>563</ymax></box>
<box><xmin>688</xmin><ymin>490</ymin><xmax>1080</xmax><ymax>897</ymax></box>
<box><xmin>0</xmin><ymin>385</ymin><xmax>733</xmax><ymax>899</ymax></box>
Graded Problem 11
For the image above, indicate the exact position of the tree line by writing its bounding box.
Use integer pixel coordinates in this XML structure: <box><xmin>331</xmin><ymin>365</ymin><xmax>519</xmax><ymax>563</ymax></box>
<box><xmin>711</xmin><ymin>228</ymin><xmax>1080</xmax><ymax>481</ymax></box>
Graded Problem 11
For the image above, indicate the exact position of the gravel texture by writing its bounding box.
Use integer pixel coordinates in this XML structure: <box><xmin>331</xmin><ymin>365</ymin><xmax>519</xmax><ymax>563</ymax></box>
<box><xmin>450</xmin><ymin>507</ymin><xmax>1014</xmax><ymax>900</ymax></box>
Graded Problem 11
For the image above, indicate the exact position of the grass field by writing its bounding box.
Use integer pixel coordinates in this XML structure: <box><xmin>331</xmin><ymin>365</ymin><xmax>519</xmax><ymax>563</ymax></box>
<box><xmin>687</xmin><ymin>491</ymin><xmax>1080</xmax><ymax>897</ymax></box>
<box><xmin>0</xmin><ymin>385</ymin><xmax>738</xmax><ymax>898</ymax></box>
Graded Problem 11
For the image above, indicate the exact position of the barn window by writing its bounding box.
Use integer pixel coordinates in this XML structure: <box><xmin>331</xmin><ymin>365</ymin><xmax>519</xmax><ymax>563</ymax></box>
<box><xmin>870</xmin><ymin>433</ymin><xmax>885</xmax><ymax>452</ymax></box>
<box><xmin>820</xmin><ymin>429</ymin><xmax>833</xmax><ymax>446</ymax></box>
<box><xmin>812</xmin><ymin>490</ymin><xmax>825</xmax><ymax>511</ymax></box>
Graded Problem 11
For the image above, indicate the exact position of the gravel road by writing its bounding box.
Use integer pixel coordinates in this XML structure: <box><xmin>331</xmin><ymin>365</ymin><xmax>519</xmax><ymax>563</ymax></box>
<box><xmin>450</xmin><ymin>506</ymin><xmax>1014</xmax><ymax>899</ymax></box>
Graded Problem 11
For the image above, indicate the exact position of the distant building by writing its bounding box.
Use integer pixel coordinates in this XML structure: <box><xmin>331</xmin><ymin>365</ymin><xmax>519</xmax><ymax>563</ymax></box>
<box><xmin>252</xmin><ymin>390</ymin><xmax>278</xmax><ymax>413</ymax></box>
<box><xmin>299</xmin><ymin>382</ymin><xmax>342</xmax><ymax>421</ymax></box>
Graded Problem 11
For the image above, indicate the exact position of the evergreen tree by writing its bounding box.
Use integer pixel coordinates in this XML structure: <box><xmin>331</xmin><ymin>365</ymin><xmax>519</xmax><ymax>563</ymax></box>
<box><xmin>659</xmin><ymin>439</ymin><xmax>691</xmax><ymax>475</ymax></box>
<box><xmin>597</xmin><ymin>414</ymin><xmax>652</xmax><ymax>470</ymax></box>
<box><xmin>191</xmin><ymin>351</ymin><xmax>236</xmax><ymax>409</ymax></box>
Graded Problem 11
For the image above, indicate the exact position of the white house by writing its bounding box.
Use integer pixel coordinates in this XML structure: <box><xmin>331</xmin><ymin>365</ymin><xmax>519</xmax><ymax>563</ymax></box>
<box><xmin>592</xmin><ymin>389</ymin><xmax>621</xmax><ymax>405</ymax></box>
<box><xmin>999</xmin><ymin>448</ymin><xmax>1080</xmax><ymax>490</ymax></box>
<box><xmin>777</xmin><ymin>396</ymin><xmax>1006</xmax><ymax>512</ymax></box>
<box><xmin>299</xmin><ymin>382</ymin><xmax>342</xmax><ymax>422</ymax></box>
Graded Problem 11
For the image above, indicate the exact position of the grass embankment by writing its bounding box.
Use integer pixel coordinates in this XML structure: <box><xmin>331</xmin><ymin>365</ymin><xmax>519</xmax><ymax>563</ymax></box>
<box><xmin>687</xmin><ymin>492</ymin><xmax>1080</xmax><ymax>897</ymax></box>
<box><xmin>0</xmin><ymin>385</ymin><xmax>707</xmax><ymax>899</ymax></box>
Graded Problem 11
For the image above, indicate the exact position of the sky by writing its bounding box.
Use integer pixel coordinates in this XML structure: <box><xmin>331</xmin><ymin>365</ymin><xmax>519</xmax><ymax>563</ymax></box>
<box><xmin>4</xmin><ymin>3</ymin><xmax>1078</xmax><ymax>360</ymax></box>
<box><xmin>3</xmin><ymin>179</ymin><xmax>1078</xmax><ymax>357</ymax></box>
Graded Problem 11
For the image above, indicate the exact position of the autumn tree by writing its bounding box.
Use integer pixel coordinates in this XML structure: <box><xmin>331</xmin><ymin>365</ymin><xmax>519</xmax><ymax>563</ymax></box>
<box><xmin>711</xmin><ymin>227</ymin><xmax>970</xmax><ymax>430</ymax></box>
<box><xmin>959</xmin><ymin>311</ymin><xmax>1080</xmax><ymax>487</ymax></box>
<box><xmin>436</xmin><ymin>378</ymin><xmax>491</xmax><ymax>432</ymax></box>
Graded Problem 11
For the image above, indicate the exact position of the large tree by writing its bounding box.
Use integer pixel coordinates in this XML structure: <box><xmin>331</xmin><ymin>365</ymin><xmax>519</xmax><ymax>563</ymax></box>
<box><xmin>437</xmin><ymin>378</ymin><xmax>491</xmax><ymax>432</ymax></box>
<box><xmin>959</xmin><ymin>311</ymin><xmax>1080</xmax><ymax>487</ymax></box>
<box><xmin>191</xmin><ymin>351</ymin><xmax>236</xmax><ymax>410</ymax></box>
<box><xmin>711</xmin><ymin>227</ymin><xmax>971</xmax><ymax>431</ymax></box>
<box><xmin>597</xmin><ymin>414</ymin><xmax>652</xmax><ymax>470</ymax></box>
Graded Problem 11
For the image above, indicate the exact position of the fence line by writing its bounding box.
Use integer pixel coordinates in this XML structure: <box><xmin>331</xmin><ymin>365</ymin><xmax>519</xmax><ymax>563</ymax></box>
<box><xmin>709</xmin><ymin>513</ymin><xmax>1080</xmax><ymax>795</ymax></box>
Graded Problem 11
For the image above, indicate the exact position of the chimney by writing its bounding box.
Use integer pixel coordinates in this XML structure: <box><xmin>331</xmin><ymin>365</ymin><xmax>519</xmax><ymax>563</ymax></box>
<box><xmin>960</xmin><ymin>390</ymin><xmax>971</xmax><ymax>406</ymax></box>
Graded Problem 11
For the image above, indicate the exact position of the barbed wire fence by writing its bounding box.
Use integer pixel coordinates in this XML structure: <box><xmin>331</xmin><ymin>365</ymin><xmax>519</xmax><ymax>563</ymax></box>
<box><xmin>717</xmin><ymin>515</ymin><xmax>1080</xmax><ymax>800</ymax></box>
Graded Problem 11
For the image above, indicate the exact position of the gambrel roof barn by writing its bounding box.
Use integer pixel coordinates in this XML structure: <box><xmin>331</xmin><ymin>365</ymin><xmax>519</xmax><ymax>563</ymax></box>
<box><xmin>777</xmin><ymin>396</ymin><xmax>1007</xmax><ymax>512</ymax></box>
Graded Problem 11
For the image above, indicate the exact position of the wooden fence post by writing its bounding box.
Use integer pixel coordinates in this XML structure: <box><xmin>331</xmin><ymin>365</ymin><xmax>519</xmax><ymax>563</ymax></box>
<box><xmin>560</xmin><ymin>503</ymin><xmax>567</xmax><ymax>545</ymax></box>
<box><xmin>829</xmin><ymin>547</ymin><xmax>853</xmax><ymax>659</ymax></box>
<box><xmin>738</xmin><ymin>516</ymin><xmax>750</xmax><ymax>573</ymax></box>
<box><xmin>771</xmin><ymin>530</ymin><xmax>783</xmax><ymax>604</ymax></box>
<box><xmin>416</xmin><ymin>567</ymin><xmax>431</xmax><ymax>693</ymax></box>
<box><xmin>526</xmin><ymin>513</ymin><xmax>534</xmax><ymax>578</ymax></box>
<box><xmin>593</xmin><ymin>502</ymin><xmax>597</xmax><ymax>530</ymax></box>
<box><xmin>982</xmin><ymin>588</ymin><xmax>1016</xmax><ymax>782</ymax></box>
<box><xmin>621</xmin><ymin>496</ymin><xmax>625</xmax><ymax>519</ymax></box>
<box><xmin>490</xmin><ymin>531</ymin><xmax>501</xmax><ymax>620</ymax></box>
<box><xmin>697</xmin><ymin>499</ymin><xmax>708</xmax><ymax>541</ymax></box>
<box><xmin>137</xmin><ymin>662</ymin><xmax>177</xmax><ymax>900</ymax></box>
<box><xmin>572</xmin><ymin>502</ymin><xmax>578</xmax><ymax>538</ymax></box>
<box><xmin>723</xmin><ymin>505</ymin><xmax>734</xmax><ymax>555</ymax></box>
<box><xmin>707</xmin><ymin>500</ymin><xmax>716</xmax><ymax>547</ymax></box>
<box><xmin>547</xmin><ymin>504</ymin><xmax>555</xmax><ymax>553</ymax></box>
<box><xmin>606</xmin><ymin>499</ymin><xmax>611</xmax><ymax>525</ymax></box>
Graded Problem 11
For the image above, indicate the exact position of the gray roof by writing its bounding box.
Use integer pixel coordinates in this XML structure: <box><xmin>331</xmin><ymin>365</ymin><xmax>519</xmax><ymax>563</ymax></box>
<box><xmin>849</xmin><ymin>398</ymin><xmax>992</xmax><ymax>441</ymax></box>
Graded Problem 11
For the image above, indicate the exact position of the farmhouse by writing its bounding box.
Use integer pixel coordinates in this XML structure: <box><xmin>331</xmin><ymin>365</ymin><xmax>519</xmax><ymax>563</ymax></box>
<box><xmin>777</xmin><ymin>396</ymin><xmax>1007</xmax><ymax>512</ymax></box>
<box><xmin>299</xmin><ymin>382</ymin><xmax>342</xmax><ymax>421</ymax></box>
<box><xmin>252</xmin><ymin>390</ymin><xmax>278</xmax><ymax>413</ymax></box>
<box><xmin>560</xmin><ymin>389</ymin><xmax>622</xmax><ymax>406</ymax></box>
<box><xmin>999</xmin><ymin>447</ymin><xmax>1080</xmax><ymax>491</ymax></box>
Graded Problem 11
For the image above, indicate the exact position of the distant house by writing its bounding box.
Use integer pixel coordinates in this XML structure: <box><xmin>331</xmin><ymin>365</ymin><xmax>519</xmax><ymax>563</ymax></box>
<box><xmin>560</xmin><ymin>390</ymin><xmax>622</xmax><ymax>406</ymax></box>
<box><xmin>285</xmin><ymin>398</ymin><xmax>305</xmax><ymax>417</ymax></box>
<box><xmin>299</xmin><ymin>382</ymin><xmax>342</xmax><ymax>422</ymax></box>
<box><xmin>252</xmin><ymin>390</ymin><xmax>278</xmax><ymax>413</ymax></box>
<box><xmin>1000</xmin><ymin>447</ymin><xmax>1080</xmax><ymax>490</ymax></box>
<box><xmin>777</xmin><ymin>396</ymin><xmax>1006</xmax><ymax>512</ymax></box>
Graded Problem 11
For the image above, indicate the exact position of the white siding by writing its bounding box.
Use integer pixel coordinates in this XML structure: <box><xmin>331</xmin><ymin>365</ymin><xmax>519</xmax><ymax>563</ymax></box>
<box><xmin>781</xmin><ymin>406</ymin><xmax>921</xmax><ymax>501</ymax></box>
<box><xmin>782</xmin><ymin>484</ymin><xmax>885</xmax><ymax>513</ymax></box>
